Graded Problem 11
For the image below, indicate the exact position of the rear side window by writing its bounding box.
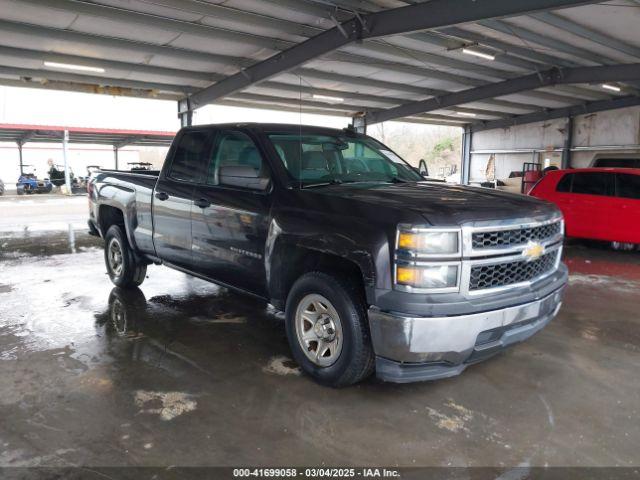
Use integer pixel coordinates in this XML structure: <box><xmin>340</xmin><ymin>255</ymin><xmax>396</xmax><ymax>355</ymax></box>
<box><xmin>556</xmin><ymin>173</ymin><xmax>573</xmax><ymax>192</ymax></box>
<box><xmin>570</xmin><ymin>172</ymin><xmax>612</xmax><ymax>196</ymax></box>
<box><xmin>206</xmin><ymin>130</ymin><xmax>264</xmax><ymax>185</ymax></box>
<box><xmin>616</xmin><ymin>173</ymin><xmax>640</xmax><ymax>199</ymax></box>
<box><xmin>168</xmin><ymin>131</ymin><xmax>210</xmax><ymax>183</ymax></box>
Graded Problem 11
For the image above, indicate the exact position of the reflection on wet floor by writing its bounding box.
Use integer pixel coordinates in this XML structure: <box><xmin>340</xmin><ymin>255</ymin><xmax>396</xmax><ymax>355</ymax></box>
<box><xmin>1</xmin><ymin>228</ymin><xmax>640</xmax><ymax>467</ymax></box>
<box><xmin>0</xmin><ymin>225</ymin><xmax>102</xmax><ymax>259</ymax></box>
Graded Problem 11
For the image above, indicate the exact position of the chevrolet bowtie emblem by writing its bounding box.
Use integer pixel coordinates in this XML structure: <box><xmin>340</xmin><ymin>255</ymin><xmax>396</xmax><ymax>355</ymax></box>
<box><xmin>522</xmin><ymin>241</ymin><xmax>545</xmax><ymax>262</ymax></box>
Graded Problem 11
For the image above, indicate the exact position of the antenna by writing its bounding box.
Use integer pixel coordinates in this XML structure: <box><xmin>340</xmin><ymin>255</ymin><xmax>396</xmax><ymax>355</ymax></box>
<box><xmin>298</xmin><ymin>75</ymin><xmax>303</xmax><ymax>189</ymax></box>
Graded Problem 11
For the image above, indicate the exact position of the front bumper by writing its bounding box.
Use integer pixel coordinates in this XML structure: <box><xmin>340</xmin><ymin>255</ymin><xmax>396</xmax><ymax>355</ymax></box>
<box><xmin>368</xmin><ymin>286</ymin><xmax>564</xmax><ymax>383</ymax></box>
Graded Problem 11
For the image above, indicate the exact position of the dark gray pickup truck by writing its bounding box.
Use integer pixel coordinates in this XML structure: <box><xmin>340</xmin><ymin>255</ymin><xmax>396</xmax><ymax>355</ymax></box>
<box><xmin>88</xmin><ymin>123</ymin><xmax>567</xmax><ymax>386</ymax></box>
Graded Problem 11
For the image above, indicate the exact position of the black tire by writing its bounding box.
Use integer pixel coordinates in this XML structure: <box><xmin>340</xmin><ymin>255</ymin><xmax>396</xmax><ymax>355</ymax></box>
<box><xmin>285</xmin><ymin>271</ymin><xmax>375</xmax><ymax>387</ymax></box>
<box><xmin>104</xmin><ymin>225</ymin><xmax>147</xmax><ymax>288</ymax></box>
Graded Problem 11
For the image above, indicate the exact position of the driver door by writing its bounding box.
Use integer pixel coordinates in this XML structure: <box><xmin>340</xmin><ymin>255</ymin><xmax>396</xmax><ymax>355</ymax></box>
<box><xmin>191</xmin><ymin>129</ymin><xmax>272</xmax><ymax>296</ymax></box>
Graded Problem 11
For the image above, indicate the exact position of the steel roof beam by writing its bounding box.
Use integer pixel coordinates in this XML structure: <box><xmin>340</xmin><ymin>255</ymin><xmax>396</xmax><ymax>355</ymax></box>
<box><xmin>366</xmin><ymin>64</ymin><xmax>640</xmax><ymax>124</ymax></box>
<box><xmin>21</xmin><ymin>0</ymin><xmax>290</xmax><ymax>52</ymax></box>
<box><xmin>114</xmin><ymin>136</ymin><xmax>140</xmax><ymax>149</ymax></box>
<box><xmin>183</xmin><ymin>0</ymin><xmax>598</xmax><ymax>110</ymax></box>
<box><xmin>480</xmin><ymin>19</ymin><xmax>612</xmax><ymax>66</ymax></box>
<box><xmin>0</xmin><ymin>18</ymin><xmax>571</xmax><ymax>112</ymax></box>
<box><xmin>0</xmin><ymin>78</ymin><xmax>183</xmax><ymax>101</ymax></box>
<box><xmin>289</xmin><ymin>69</ymin><xmax>543</xmax><ymax>113</ymax></box>
<box><xmin>0</xmin><ymin>52</ymin><xmax>528</xmax><ymax>117</ymax></box>
<box><xmin>249</xmin><ymin>78</ymin><xmax>510</xmax><ymax>118</ymax></box>
<box><xmin>225</xmin><ymin>93</ymin><xmax>468</xmax><ymax>125</ymax></box>
<box><xmin>0</xmin><ymin>65</ymin><xmax>197</xmax><ymax>94</ymax></box>
<box><xmin>530</xmin><ymin>11</ymin><xmax>640</xmax><ymax>60</ymax></box>
<box><xmin>480</xmin><ymin>18</ymin><xmax>640</xmax><ymax>92</ymax></box>
<box><xmin>437</xmin><ymin>26</ymin><xmax>581</xmax><ymax>68</ymax></box>
<box><xmin>470</xmin><ymin>95</ymin><xmax>640</xmax><ymax>132</ymax></box>
<box><xmin>0</xmin><ymin>19</ymin><xmax>249</xmax><ymax>70</ymax></box>
<box><xmin>0</xmin><ymin>45</ymin><xmax>217</xmax><ymax>83</ymax></box>
<box><xmin>0</xmin><ymin>47</ymin><xmax>532</xmax><ymax>116</ymax></box>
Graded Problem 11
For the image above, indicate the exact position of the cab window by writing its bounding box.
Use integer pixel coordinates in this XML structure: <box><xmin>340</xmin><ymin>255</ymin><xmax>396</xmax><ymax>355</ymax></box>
<box><xmin>168</xmin><ymin>130</ymin><xmax>210</xmax><ymax>183</ymax></box>
<box><xmin>616</xmin><ymin>173</ymin><xmax>640</xmax><ymax>199</ymax></box>
<box><xmin>206</xmin><ymin>131</ymin><xmax>265</xmax><ymax>185</ymax></box>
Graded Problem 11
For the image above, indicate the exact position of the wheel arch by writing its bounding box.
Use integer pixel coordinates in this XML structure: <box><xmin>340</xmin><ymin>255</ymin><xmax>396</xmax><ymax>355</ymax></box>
<box><xmin>98</xmin><ymin>203</ymin><xmax>137</xmax><ymax>251</ymax></box>
<box><xmin>266</xmin><ymin>237</ymin><xmax>374</xmax><ymax>310</ymax></box>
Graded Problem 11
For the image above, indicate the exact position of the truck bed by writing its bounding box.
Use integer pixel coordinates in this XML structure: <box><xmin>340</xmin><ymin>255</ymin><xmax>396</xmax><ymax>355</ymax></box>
<box><xmin>90</xmin><ymin>169</ymin><xmax>159</xmax><ymax>256</ymax></box>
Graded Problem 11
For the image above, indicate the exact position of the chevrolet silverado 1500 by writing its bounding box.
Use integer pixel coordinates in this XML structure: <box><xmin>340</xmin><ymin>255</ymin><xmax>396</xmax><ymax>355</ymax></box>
<box><xmin>88</xmin><ymin>123</ymin><xmax>567</xmax><ymax>386</ymax></box>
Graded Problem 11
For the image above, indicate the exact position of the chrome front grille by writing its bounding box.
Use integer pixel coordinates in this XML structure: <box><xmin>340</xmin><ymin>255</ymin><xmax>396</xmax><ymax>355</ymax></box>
<box><xmin>469</xmin><ymin>250</ymin><xmax>559</xmax><ymax>291</ymax></box>
<box><xmin>472</xmin><ymin>222</ymin><xmax>561</xmax><ymax>249</ymax></box>
<box><xmin>393</xmin><ymin>215</ymin><xmax>564</xmax><ymax>296</ymax></box>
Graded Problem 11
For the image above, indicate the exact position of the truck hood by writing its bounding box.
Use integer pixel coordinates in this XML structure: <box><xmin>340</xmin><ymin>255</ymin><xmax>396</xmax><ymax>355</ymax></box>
<box><xmin>312</xmin><ymin>181</ymin><xmax>558</xmax><ymax>226</ymax></box>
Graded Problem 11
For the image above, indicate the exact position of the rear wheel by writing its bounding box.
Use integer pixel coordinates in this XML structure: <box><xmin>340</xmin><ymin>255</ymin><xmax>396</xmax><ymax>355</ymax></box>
<box><xmin>285</xmin><ymin>271</ymin><xmax>374</xmax><ymax>387</ymax></box>
<box><xmin>104</xmin><ymin>225</ymin><xmax>146</xmax><ymax>288</ymax></box>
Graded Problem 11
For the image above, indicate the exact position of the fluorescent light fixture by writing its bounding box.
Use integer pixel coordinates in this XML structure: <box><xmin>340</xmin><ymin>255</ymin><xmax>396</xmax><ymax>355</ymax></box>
<box><xmin>44</xmin><ymin>61</ymin><xmax>105</xmax><ymax>73</ymax></box>
<box><xmin>461</xmin><ymin>48</ymin><xmax>495</xmax><ymax>61</ymax></box>
<box><xmin>601</xmin><ymin>83</ymin><xmax>621</xmax><ymax>92</ymax></box>
<box><xmin>456</xmin><ymin>111</ymin><xmax>477</xmax><ymax>117</ymax></box>
<box><xmin>312</xmin><ymin>93</ymin><xmax>344</xmax><ymax>103</ymax></box>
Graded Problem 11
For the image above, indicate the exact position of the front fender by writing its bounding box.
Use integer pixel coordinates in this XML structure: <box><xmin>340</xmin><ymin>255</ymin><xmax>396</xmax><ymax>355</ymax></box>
<box><xmin>265</xmin><ymin>212</ymin><xmax>391</xmax><ymax>306</ymax></box>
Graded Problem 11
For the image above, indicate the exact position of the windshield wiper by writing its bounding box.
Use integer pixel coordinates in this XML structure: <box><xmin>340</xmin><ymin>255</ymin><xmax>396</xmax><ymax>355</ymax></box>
<box><xmin>301</xmin><ymin>179</ymin><xmax>356</xmax><ymax>189</ymax></box>
<box><xmin>388</xmin><ymin>177</ymin><xmax>411</xmax><ymax>183</ymax></box>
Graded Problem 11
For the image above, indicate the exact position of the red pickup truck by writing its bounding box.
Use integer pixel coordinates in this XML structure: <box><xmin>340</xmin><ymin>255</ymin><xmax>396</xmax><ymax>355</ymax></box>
<box><xmin>530</xmin><ymin>168</ymin><xmax>640</xmax><ymax>248</ymax></box>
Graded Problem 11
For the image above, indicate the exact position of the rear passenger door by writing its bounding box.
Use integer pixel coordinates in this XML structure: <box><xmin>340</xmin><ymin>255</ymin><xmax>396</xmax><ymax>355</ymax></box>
<box><xmin>567</xmin><ymin>172</ymin><xmax>614</xmax><ymax>241</ymax></box>
<box><xmin>612</xmin><ymin>173</ymin><xmax>640</xmax><ymax>243</ymax></box>
<box><xmin>153</xmin><ymin>129</ymin><xmax>211</xmax><ymax>269</ymax></box>
<box><xmin>191</xmin><ymin>129</ymin><xmax>272</xmax><ymax>296</ymax></box>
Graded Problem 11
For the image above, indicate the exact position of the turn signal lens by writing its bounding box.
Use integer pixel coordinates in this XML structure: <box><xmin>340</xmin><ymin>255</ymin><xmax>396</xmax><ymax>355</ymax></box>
<box><xmin>396</xmin><ymin>265</ymin><xmax>458</xmax><ymax>290</ymax></box>
<box><xmin>396</xmin><ymin>266</ymin><xmax>418</xmax><ymax>284</ymax></box>
<box><xmin>397</xmin><ymin>229</ymin><xmax>459</xmax><ymax>255</ymax></box>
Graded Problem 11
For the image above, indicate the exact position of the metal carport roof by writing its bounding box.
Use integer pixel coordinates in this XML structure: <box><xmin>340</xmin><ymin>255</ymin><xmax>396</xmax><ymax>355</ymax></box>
<box><xmin>0</xmin><ymin>123</ymin><xmax>175</xmax><ymax>178</ymax></box>
<box><xmin>0</xmin><ymin>0</ymin><xmax>638</xmax><ymax>130</ymax></box>
<box><xmin>0</xmin><ymin>123</ymin><xmax>175</xmax><ymax>148</ymax></box>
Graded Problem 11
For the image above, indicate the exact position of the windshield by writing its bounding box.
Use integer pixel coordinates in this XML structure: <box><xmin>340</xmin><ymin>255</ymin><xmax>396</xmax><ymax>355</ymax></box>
<box><xmin>267</xmin><ymin>133</ymin><xmax>423</xmax><ymax>187</ymax></box>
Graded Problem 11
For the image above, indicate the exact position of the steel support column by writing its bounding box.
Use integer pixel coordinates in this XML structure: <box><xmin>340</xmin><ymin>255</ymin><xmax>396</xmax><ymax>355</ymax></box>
<box><xmin>461</xmin><ymin>126</ymin><xmax>472</xmax><ymax>185</ymax></box>
<box><xmin>17</xmin><ymin>142</ymin><xmax>24</xmax><ymax>175</ymax></box>
<box><xmin>178</xmin><ymin>99</ymin><xmax>193</xmax><ymax>128</ymax></box>
<box><xmin>62</xmin><ymin>130</ymin><xmax>71</xmax><ymax>194</ymax></box>
<box><xmin>114</xmin><ymin>146</ymin><xmax>119</xmax><ymax>170</ymax></box>
<box><xmin>561</xmin><ymin>117</ymin><xmax>573</xmax><ymax>169</ymax></box>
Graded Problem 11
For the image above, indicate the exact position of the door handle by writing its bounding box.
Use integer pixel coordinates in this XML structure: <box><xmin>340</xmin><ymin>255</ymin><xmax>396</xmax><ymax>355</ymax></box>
<box><xmin>194</xmin><ymin>198</ymin><xmax>211</xmax><ymax>209</ymax></box>
<box><xmin>155</xmin><ymin>191</ymin><xmax>169</xmax><ymax>201</ymax></box>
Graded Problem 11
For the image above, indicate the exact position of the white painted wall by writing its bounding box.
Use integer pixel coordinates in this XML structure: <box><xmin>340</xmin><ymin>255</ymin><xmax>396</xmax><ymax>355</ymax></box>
<box><xmin>469</xmin><ymin>105</ymin><xmax>640</xmax><ymax>183</ymax></box>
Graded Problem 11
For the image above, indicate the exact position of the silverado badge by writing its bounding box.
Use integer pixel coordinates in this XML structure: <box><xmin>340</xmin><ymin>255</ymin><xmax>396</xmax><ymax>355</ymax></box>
<box><xmin>522</xmin><ymin>241</ymin><xmax>545</xmax><ymax>262</ymax></box>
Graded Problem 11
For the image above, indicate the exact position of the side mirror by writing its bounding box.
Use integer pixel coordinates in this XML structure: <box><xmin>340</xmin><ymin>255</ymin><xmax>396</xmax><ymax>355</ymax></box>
<box><xmin>418</xmin><ymin>159</ymin><xmax>429</xmax><ymax>177</ymax></box>
<box><xmin>219</xmin><ymin>166</ymin><xmax>270</xmax><ymax>191</ymax></box>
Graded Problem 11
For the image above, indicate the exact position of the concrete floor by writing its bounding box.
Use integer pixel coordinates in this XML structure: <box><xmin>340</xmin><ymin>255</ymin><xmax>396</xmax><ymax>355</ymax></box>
<box><xmin>1</xmin><ymin>196</ymin><xmax>639</xmax><ymax>470</ymax></box>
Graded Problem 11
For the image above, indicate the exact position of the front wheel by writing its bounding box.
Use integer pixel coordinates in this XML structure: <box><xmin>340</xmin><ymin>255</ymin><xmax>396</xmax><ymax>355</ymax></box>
<box><xmin>285</xmin><ymin>272</ymin><xmax>375</xmax><ymax>387</ymax></box>
<box><xmin>104</xmin><ymin>225</ymin><xmax>147</xmax><ymax>288</ymax></box>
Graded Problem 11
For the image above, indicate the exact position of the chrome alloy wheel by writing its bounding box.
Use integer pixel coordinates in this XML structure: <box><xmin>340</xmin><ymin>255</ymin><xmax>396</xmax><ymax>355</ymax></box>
<box><xmin>107</xmin><ymin>238</ymin><xmax>124</xmax><ymax>277</ymax></box>
<box><xmin>295</xmin><ymin>294</ymin><xmax>343</xmax><ymax>367</ymax></box>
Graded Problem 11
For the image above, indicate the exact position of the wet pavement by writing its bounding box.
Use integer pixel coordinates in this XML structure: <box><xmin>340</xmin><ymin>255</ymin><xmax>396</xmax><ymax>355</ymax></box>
<box><xmin>1</xmin><ymin>200</ymin><xmax>639</xmax><ymax>470</ymax></box>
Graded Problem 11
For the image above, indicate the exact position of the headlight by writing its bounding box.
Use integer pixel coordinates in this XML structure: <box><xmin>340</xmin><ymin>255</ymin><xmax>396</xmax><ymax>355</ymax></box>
<box><xmin>397</xmin><ymin>228</ymin><xmax>460</xmax><ymax>256</ymax></box>
<box><xmin>396</xmin><ymin>264</ymin><xmax>459</xmax><ymax>289</ymax></box>
<box><xmin>394</xmin><ymin>226</ymin><xmax>461</xmax><ymax>292</ymax></box>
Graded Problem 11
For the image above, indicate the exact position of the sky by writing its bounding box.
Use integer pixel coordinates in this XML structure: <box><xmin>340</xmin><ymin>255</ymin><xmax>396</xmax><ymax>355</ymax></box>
<box><xmin>0</xmin><ymin>85</ymin><xmax>460</xmax><ymax>186</ymax></box>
